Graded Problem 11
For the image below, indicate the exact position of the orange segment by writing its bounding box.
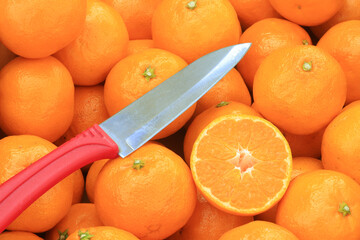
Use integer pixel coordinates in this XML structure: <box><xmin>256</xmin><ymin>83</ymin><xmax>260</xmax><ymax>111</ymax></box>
<box><xmin>191</xmin><ymin>114</ymin><xmax>292</xmax><ymax>216</ymax></box>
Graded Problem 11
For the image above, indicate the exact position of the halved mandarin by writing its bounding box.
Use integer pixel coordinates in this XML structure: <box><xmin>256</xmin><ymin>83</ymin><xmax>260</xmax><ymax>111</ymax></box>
<box><xmin>190</xmin><ymin>114</ymin><xmax>292</xmax><ymax>216</ymax></box>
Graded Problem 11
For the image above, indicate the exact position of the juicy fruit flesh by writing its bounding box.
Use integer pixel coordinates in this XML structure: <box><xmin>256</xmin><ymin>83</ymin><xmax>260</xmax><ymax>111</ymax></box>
<box><xmin>192</xmin><ymin>115</ymin><xmax>292</xmax><ymax>214</ymax></box>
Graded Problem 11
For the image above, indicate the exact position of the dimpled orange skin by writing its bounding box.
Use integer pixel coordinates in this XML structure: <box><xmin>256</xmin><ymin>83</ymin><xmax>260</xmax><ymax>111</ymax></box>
<box><xmin>193</xmin><ymin>68</ymin><xmax>252</xmax><ymax>118</ymax></box>
<box><xmin>276</xmin><ymin>170</ymin><xmax>360</xmax><ymax>240</ymax></box>
<box><xmin>172</xmin><ymin>192</ymin><xmax>253</xmax><ymax>240</ymax></box>
<box><xmin>0</xmin><ymin>231</ymin><xmax>43</xmax><ymax>240</ymax></box>
<box><xmin>253</xmin><ymin>45</ymin><xmax>347</xmax><ymax>135</ymax></box>
<box><xmin>268</xmin><ymin>0</ymin><xmax>345</xmax><ymax>26</ymax></box>
<box><xmin>104</xmin><ymin>48</ymin><xmax>195</xmax><ymax>140</ymax></box>
<box><xmin>219</xmin><ymin>221</ymin><xmax>299</xmax><ymax>240</ymax></box>
<box><xmin>236</xmin><ymin>18</ymin><xmax>312</xmax><ymax>90</ymax></box>
<box><xmin>0</xmin><ymin>56</ymin><xmax>74</xmax><ymax>142</ymax></box>
<box><xmin>0</xmin><ymin>0</ymin><xmax>86</xmax><ymax>58</ymax></box>
<box><xmin>85</xmin><ymin>159</ymin><xmax>109</xmax><ymax>203</ymax></box>
<box><xmin>100</xmin><ymin>0</ymin><xmax>162</xmax><ymax>40</ymax></box>
<box><xmin>184</xmin><ymin>101</ymin><xmax>261</xmax><ymax>165</ymax></box>
<box><xmin>321</xmin><ymin>101</ymin><xmax>360</xmax><ymax>184</ymax></box>
<box><xmin>54</xmin><ymin>0</ymin><xmax>129</xmax><ymax>86</ymax></box>
<box><xmin>126</xmin><ymin>39</ymin><xmax>155</xmax><ymax>57</ymax></box>
<box><xmin>67</xmin><ymin>226</ymin><xmax>139</xmax><ymax>240</ymax></box>
<box><xmin>0</xmin><ymin>135</ymin><xmax>73</xmax><ymax>233</ymax></box>
<box><xmin>71</xmin><ymin>169</ymin><xmax>85</xmax><ymax>204</ymax></box>
<box><xmin>228</xmin><ymin>0</ymin><xmax>282</xmax><ymax>30</ymax></box>
<box><xmin>317</xmin><ymin>20</ymin><xmax>360</xmax><ymax>104</ymax></box>
<box><xmin>95</xmin><ymin>142</ymin><xmax>197</xmax><ymax>240</ymax></box>
<box><xmin>152</xmin><ymin>0</ymin><xmax>240</xmax><ymax>63</ymax></box>
<box><xmin>310</xmin><ymin>0</ymin><xmax>360</xmax><ymax>38</ymax></box>
<box><xmin>45</xmin><ymin>203</ymin><xmax>104</xmax><ymax>240</ymax></box>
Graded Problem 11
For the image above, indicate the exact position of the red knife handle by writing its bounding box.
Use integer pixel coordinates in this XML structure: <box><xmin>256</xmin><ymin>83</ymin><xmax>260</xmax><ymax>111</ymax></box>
<box><xmin>0</xmin><ymin>124</ymin><xmax>119</xmax><ymax>233</ymax></box>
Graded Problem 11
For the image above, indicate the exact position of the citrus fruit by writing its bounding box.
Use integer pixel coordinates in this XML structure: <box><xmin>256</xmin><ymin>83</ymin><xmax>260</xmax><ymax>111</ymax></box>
<box><xmin>72</xmin><ymin>169</ymin><xmax>85</xmax><ymax>204</ymax></box>
<box><xmin>85</xmin><ymin>159</ymin><xmax>109</xmax><ymax>203</ymax></box>
<box><xmin>190</xmin><ymin>114</ymin><xmax>292</xmax><ymax>216</ymax></box>
<box><xmin>219</xmin><ymin>221</ymin><xmax>299</xmax><ymax>240</ymax></box>
<box><xmin>0</xmin><ymin>56</ymin><xmax>74</xmax><ymax>142</ymax></box>
<box><xmin>253</xmin><ymin>45</ymin><xmax>347</xmax><ymax>135</ymax></box>
<box><xmin>126</xmin><ymin>39</ymin><xmax>154</xmax><ymax>57</ymax></box>
<box><xmin>0</xmin><ymin>135</ymin><xmax>73</xmax><ymax>232</ymax></box>
<box><xmin>236</xmin><ymin>18</ymin><xmax>312</xmax><ymax>90</ymax></box>
<box><xmin>152</xmin><ymin>0</ymin><xmax>240</xmax><ymax>63</ymax></box>
<box><xmin>0</xmin><ymin>41</ymin><xmax>16</xmax><ymax>70</ymax></box>
<box><xmin>0</xmin><ymin>231</ymin><xmax>43</xmax><ymax>240</ymax></box>
<box><xmin>0</xmin><ymin>0</ymin><xmax>86</xmax><ymax>58</ymax></box>
<box><xmin>67</xmin><ymin>226</ymin><xmax>139</xmax><ymax>240</ymax></box>
<box><xmin>104</xmin><ymin>48</ymin><xmax>195</xmax><ymax>139</ymax></box>
<box><xmin>95</xmin><ymin>142</ymin><xmax>197</xmax><ymax>240</ymax></box>
<box><xmin>276</xmin><ymin>170</ymin><xmax>360</xmax><ymax>240</ymax></box>
<box><xmin>317</xmin><ymin>20</ymin><xmax>360</xmax><ymax>104</ymax></box>
<box><xmin>45</xmin><ymin>203</ymin><xmax>103</xmax><ymax>240</ymax></box>
<box><xmin>54</xmin><ymin>0</ymin><xmax>129</xmax><ymax>86</ymax></box>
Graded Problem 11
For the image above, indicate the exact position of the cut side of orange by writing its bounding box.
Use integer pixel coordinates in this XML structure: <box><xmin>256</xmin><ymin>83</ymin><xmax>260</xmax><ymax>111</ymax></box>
<box><xmin>190</xmin><ymin>114</ymin><xmax>292</xmax><ymax>216</ymax></box>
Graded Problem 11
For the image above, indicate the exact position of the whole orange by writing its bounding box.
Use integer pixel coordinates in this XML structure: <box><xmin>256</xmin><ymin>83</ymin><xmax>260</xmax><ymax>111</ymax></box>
<box><xmin>67</xmin><ymin>226</ymin><xmax>139</xmax><ymax>240</ymax></box>
<box><xmin>321</xmin><ymin>101</ymin><xmax>360</xmax><ymax>184</ymax></box>
<box><xmin>236</xmin><ymin>18</ymin><xmax>312</xmax><ymax>90</ymax></box>
<box><xmin>54</xmin><ymin>0</ymin><xmax>129</xmax><ymax>86</ymax></box>
<box><xmin>253</xmin><ymin>45</ymin><xmax>347</xmax><ymax>135</ymax></box>
<box><xmin>100</xmin><ymin>0</ymin><xmax>162</xmax><ymax>40</ymax></box>
<box><xmin>317</xmin><ymin>20</ymin><xmax>360</xmax><ymax>104</ymax></box>
<box><xmin>95</xmin><ymin>142</ymin><xmax>197</xmax><ymax>240</ymax></box>
<box><xmin>104</xmin><ymin>48</ymin><xmax>195</xmax><ymax>139</ymax></box>
<box><xmin>268</xmin><ymin>0</ymin><xmax>345</xmax><ymax>26</ymax></box>
<box><xmin>0</xmin><ymin>135</ymin><xmax>73</xmax><ymax>233</ymax></box>
<box><xmin>0</xmin><ymin>231</ymin><xmax>43</xmax><ymax>240</ymax></box>
<box><xmin>45</xmin><ymin>203</ymin><xmax>103</xmax><ymax>240</ymax></box>
<box><xmin>0</xmin><ymin>0</ymin><xmax>86</xmax><ymax>58</ymax></box>
<box><xmin>276</xmin><ymin>170</ymin><xmax>360</xmax><ymax>240</ymax></box>
<box><xmin>228</xmin><ymin>0</ymin><xmax>282</xmax><ymax>30</ymax></box>
<box><xmin>0</xmin><ymin>56</ymin><xmax>74</xmax><ymax>142</ymax></box>
<box><xmin>152</xmin><ymin>0</ymin><xmax>240</xmax><ymax>63</ymax></box>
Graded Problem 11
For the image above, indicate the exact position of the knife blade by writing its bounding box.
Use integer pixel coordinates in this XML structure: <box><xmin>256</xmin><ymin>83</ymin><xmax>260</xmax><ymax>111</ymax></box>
<box><xmin>0</xmin><ymin>43</ymin><xmax>251</xmax><ymax>232</ymax></box>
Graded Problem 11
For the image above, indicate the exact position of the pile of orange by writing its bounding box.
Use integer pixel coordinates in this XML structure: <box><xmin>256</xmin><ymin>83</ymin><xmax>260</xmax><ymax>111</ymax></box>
<box><xmin>1</xmin><ymin>0</ymin><xmax>360</xmax><ymax>239</ymax></box>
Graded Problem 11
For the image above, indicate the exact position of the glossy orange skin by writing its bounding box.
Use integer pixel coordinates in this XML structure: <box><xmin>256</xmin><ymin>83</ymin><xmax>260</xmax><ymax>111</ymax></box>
<box><xmin>219</xmin><ymin>221</ymin><xmax>299</xmax><ymax>240</ymax></box>
<box><xmin>0</xmin><ymin>231</ymin><xmax>43</xmax><ymax>240</ymax></box>
<box><xmin>228</xmin><ymin>0</ymin><xmax>282</xmax><ymax>29</ymax></box>
<box><xmin>152</xmin><ymin>0</ymin><xmax>240</xmax><ymax>63</ymax></box>
<box><xmin>322</xmin><ymin>101</ymin><xmax>360</xmax><ymax>184</ymax></box>
<box><xmin>170</xmin><ymin>192</ymin><xmax>253</xmax><ymax>240</ymax></box>
<box><xmin>95</xmin><ymin>142</ymin><xmax>197</xmax><ymax>240</ymax></box>
<box><xmin>104</xmin><ymin>48</ymin><xmax>195</xmax><ymax>140</ymax></box>
<box><xmin>253</xmin><ymin>45</ymin><xmax>347</xmax><ymax>135</ymax></box>
<box><xmin>184</xmin><ymin>101</ymin><xmax>261</xmax><ymax>164</ymax></box>
<box><xmin>317</xmin><ymin>20</ymin><xmax>360</xmax><ymax>104</ymax></box>
<box><xmin>85</xmin><ymin>159</ymin><xmax>109</xmax><ymax>203</ymax></box>
<box><xmin>67</xmin><ymin>226</ymin><xmax>139</xmax><ymax>240</ymax></box>
<box><xmin>0</xmin><ymin>0</ymin><xmax>86</xmax><ymax>58</ymax></box>
<box><xmin>126</xmin><ymin>39</ymin><xmax>155</xmax><ymax>57</ymax></box>
<box><xmin>276</xmin><ymin>170</ymin><xmax>360</xmax><ymax>240</ymax></box>
<box><xmin>56</xmin><ymin>85</ymin><xmax>109</xmax><ymax>145</ymax></box>
<box><xmin>269</xmin><ymin>0</ymin><xmax>345</xmax><ymax>26</ymax></box>
<box><xmin>236</xmin><ymin>18</ymin><xmax>312</xmax><ymax>90</ymax></box>
<box><xmin>54</xmin><ymin>0</ymin><xmax>129</xmax><ymax>86</ymax></box>
<box><xmin>71</xmin><ymin>169</ymin><xmax>85</xmax><ymax>204</ymax></box>
<box><xmin>0</xmin><ymin>42</ymin><xmax>16</xmax><ymax>70</ymax></box>
<box><xmin>311</xmin><ymin>0</ymin><xmax>360</xmax><ymax>38</ymax></box>
<box><xmin>0</xmin><ymin>56</ymin><xmax>74</xmax><ymax>142</ymax></box>
<box><xmin>101</xmin><ymin>0</ymin><xmax>162</xmax><ymax>40</ymax></box>
<box><xmin>0</xmin><ymin>135</ymin><xmax>73</xmax><ymax>232</ymax></box>
<box><xmin>256</xmin><ymin>157</ymin><xmax>323</xmax><ymax>223</ymax></box>
<box><xmin>45</xmin><ymin>203</ymin><xmax>103</xmax><ymax>240</ymax></box>
<box><xmin>193</xmin><ymin>68</ymin><xmax>251</xmax><ymax>118</ymax></box>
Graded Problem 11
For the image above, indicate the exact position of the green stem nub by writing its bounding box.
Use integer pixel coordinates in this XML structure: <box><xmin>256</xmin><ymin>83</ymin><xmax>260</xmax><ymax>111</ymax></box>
<box><xmin>143</xmin><ymin>66</ymin><xmax>156</xmax><ymax>81</ymax></box>
<box><xmin>78</xmin><ymin>230</ymin><xmax>94</xmax><ymax>240</ymax></box>
<box><xmin>338</xmin><ymin>202</ymin><xmax>351</xmax><ymax>216</ymax></box>
<box><xmin>186</xmin><ymin>0</ymin><xmax>197</xmax><ymax>10</ymax></box>
<box><xmin>57</xmin><ymin>229</ymin><xmax>68</xmax><ymax>240</ymax></box>
<box><xmin>302</xmin><ymin>39</ymin><xmax>309</xmax><ymax>45</ymax></box>
<box><xmin>302</xmin><ymin>61</ymin><xmax>312</xmax><ymax>72</ymax></box>
<box><xmin>133</xmin><ymin>159</ymin><xmax>145</xmax><ymax>170</ymax></box>
<box><xmin>216</xmin><ymin>101</ymin><xmax>230</xmax><ymax>108</ymax></box>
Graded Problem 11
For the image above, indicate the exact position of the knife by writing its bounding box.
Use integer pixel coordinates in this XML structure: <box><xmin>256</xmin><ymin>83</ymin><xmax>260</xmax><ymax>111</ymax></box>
<box><xmin>0</xmin><ymin>43</ymin><xmax>251</xmax><ymax>232</ymax></box>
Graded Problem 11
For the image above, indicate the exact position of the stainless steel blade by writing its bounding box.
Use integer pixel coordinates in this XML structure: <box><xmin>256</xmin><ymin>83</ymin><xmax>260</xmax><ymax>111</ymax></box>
<box><xmin>100</xmin><ymin>43</ymin><xmax>251</xmax><ymax>157</ymax></box>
